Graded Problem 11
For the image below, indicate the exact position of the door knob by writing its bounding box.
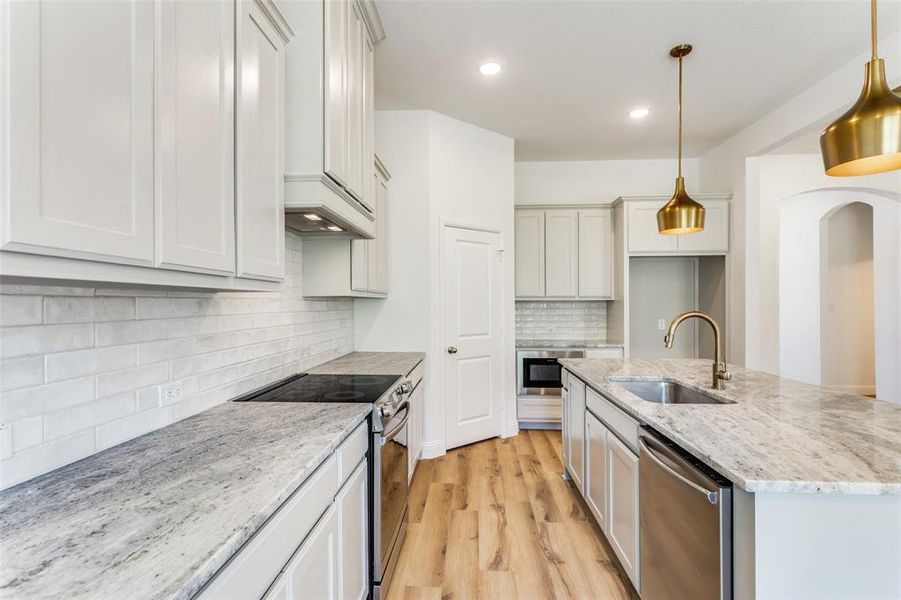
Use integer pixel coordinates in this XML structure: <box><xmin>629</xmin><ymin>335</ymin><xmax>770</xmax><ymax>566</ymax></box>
<box><xmin>447</xmin><ymin>346</ymin><xmax>458</xmax><ymax>354</ymax></box>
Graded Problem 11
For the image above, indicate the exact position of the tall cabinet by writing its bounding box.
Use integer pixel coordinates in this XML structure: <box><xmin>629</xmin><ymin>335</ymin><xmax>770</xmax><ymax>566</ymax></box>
<box><xmin>1</xmin><ymin>0</ymin><xmax>293</xmax><ymax>290</ymax></box>
<box><xmin>515</xmin><ymin>206</ymin><xmax>613</xmax><ymax>300</ymax></box>
<box><xmin>282</xmin><ymin>0</ymin><xmax>383</xmax><ymax>238</ymax></box>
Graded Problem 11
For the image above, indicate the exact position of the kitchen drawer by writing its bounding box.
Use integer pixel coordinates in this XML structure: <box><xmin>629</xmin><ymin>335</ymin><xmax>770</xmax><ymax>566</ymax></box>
<box><xmin>198</xmin><ymin>455</ymin><xmax>339</xmax><ymax>599</ymax></box>
<box><xmin>406</xmin><ymin>360</ymin><xmax>424</xmax><ymax>388</ymax></box>
<box><xmin>337</xmin><ymin>420</ymin><xmax>369</xmax><ymax>483</ymax></box>
<box><xmin>586</xmin><ymin>387</ymin><xmax>639</xmax><ymax>452</ymax></box>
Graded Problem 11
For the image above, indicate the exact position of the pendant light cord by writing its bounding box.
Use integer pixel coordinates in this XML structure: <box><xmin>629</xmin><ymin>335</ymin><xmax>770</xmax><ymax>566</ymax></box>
<box><xmin>677</xmin><ymin>55</ymin><xmax>683</xmax><ymax>178</ymax></box>
<box><xmin>872</xmin><ymin>0</ymin><xmax>878</xmax><ymax>60</ymax></box>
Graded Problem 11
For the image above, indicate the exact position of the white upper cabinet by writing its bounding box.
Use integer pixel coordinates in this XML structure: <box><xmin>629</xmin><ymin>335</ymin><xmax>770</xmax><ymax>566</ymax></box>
<box><xmin>514</xmin><ymin>210</ymin><xmax>546</xmax><ymax>297</ymax></box>
<box><xmin>236</xmin><ymin>0</ymin><xmax>290</xmax><ymax>281</ymax></box>
<box><xmin>282</xmin><ymin>0</ymin><xmax>383</xmax><ymax>239</ymax></box>
<box><xmin>157</xmin><ymin>0</ymin><xmax>236</xmax><ymax>275</ymax></box>
<box><xmin>3</xmin><ymin>0</ymin><xmax>155</xmax><ymax>264</ymax></box>
<box><xmin>624</xmin><ymin>197</ymin><xmax>730</xmax><ymax>254</ymax></box>
<box><xmin>544</xmin><ymin>210</ymin><xmax>579</xmax><ymax>297</ymax></box>
<box><xmin>578</xmin><ymin>209</ymin><xmax>613</xmax><ymax>299</ymax></box>
<box><xmin>515</xmin><ymin>207</ymin><xmax>613</xmax><ymax>299</ymax></box>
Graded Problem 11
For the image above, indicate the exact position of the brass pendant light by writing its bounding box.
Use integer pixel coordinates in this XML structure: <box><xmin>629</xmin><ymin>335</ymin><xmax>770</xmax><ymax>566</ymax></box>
<box><xmin>820</xmin><ymin>0</ymin><xmax>901</xmax><ymax>176</ymax></box>
<box><xmin>657</xmin><ymin>44</ymin><xmax>704</xmax><ymax>235</ymax></box>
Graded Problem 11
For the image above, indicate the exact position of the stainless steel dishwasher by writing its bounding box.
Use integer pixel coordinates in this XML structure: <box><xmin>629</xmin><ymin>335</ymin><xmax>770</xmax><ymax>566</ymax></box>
<box><xmin>639</xmin><ymin>427</ymin><xmax>732</xmax><ymax>600</ymax></box>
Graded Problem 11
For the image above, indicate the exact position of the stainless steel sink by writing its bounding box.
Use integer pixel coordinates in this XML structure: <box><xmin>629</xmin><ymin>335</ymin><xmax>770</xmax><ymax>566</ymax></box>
<box><xmin>610</xmin><ymin>379</ymin><xmax>734</xmax><ymax>405</ymax></box>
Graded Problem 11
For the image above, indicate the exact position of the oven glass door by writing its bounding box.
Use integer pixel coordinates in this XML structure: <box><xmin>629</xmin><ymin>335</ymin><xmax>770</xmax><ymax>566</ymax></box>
<box><xmin>522</xmin><ymin>357</ymin><xmax>563</xmax><ymax>391</ymax></box>
<box><xmin>378</xmin><ymin>402</ymin><xmax>409</xmax><ymax>578</ymax></box>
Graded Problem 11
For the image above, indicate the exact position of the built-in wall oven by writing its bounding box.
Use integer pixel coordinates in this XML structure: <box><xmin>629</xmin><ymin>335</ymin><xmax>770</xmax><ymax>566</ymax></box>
<box><xmin>517</xmin><ymin>350</ymin><xmax>586</xmax><ymax>396</ymax></box>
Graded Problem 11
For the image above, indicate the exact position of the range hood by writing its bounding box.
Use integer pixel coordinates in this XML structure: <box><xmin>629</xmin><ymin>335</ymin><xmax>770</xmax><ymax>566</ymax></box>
<box><xmin>284</xmin><ymin>174</ymin><xmax>375</xmax><ymax>239</ymax></box>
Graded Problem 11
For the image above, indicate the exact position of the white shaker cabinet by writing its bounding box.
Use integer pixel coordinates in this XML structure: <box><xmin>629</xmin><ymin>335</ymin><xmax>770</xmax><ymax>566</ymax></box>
<box><xmin>578</xmin><ymin>209</ymin><xmax>613</xmax><ymax>298</ymax></box>
<box><xmin>565</xmin><ymin>375</ymin><xmax>586</xmax><ymax>492</ymax></box>
<box><xmin>283</xmin><ymin>503</ymin><xmax>341</xmax><ymax>600</ymax></box>
<box><xmin>607</xmin><ymin>432</ymin><xmax>640</xmax><ymax>588</ymax></box>
<box><xmin>157</xmin><ymin>0</ymin><xmax>236</xmax><ymax>275</ymax></box>
<box><xmin>585</xmin><ymin>411</ymin><xmax>609</xmax><ymax>533</ymax></box>
<box><xmin>323</xmin><ymin>0</ymin><xmax>349</xmax><ymax>189</ymax></box>
<box><xmin>2</xmin><ymin>0</ymin><xmax>155</xmax><ymax>265</ymax></box>
<box><xmin>623</xmin><ymin>197</ymin><xmax>730</xmax><ymax>254</ymax></box>
<box><xmin>236</xmin><ymin>0</ymin><xmax>289</xmax><ymax>281</ymax></box>
<box><xmin>544</xmin><ymin>210</ymin><xmax>579</xmax><ymax>297</ymax></box>
<box><xmin>338</xmin><ymin>461</ymin><xmax>369</xmax><ymax>600</ymax></box>
<box><xmin>351</xmin><ymin>160</ymin><xmax>389</xmax><ymax>294</ymax></box>
<box><xmin>514</xmin><ymin>210</ymin><xmax>546</xmax><ymax>297</ymax></box>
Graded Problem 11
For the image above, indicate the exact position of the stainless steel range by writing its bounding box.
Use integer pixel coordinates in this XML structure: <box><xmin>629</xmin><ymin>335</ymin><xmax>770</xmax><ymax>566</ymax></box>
<box><xmin>234</xmin><ymin>370</ymin><xmax>419</xmax><ymax>599</ymax></box>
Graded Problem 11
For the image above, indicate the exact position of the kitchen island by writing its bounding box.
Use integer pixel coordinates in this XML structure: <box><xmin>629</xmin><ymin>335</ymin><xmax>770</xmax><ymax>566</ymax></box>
<box><xmin>560</xmin><ymin>358</ymin><xmax>901</xmax><ymax>600</ymax></box>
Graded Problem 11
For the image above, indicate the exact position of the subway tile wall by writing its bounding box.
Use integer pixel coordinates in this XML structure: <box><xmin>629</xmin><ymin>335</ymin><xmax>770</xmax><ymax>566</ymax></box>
<box><xmin>515</xmin><ymin>301</ymin><xmax>607</xmax><ymax>341</ymax></box>
<box><xmin>0</xmin><ymin>232</ymin><xmax>353</xmax><ymax>490</ymax></box>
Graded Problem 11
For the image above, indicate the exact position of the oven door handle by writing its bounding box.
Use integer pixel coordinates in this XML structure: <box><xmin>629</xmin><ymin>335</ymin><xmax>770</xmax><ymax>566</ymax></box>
<box><xmin>381</xmin><ymin>401</ymin><xmax>411</xmax><ymax>443</ymax></box>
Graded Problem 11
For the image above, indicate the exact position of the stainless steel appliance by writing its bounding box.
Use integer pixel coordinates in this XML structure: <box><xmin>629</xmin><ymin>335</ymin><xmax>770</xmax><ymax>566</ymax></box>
<box><xmin>639</xmin><ymin>427</ymin><xmax>732</xmax><ymax>600</ymax></box>
<box><xmin>517</xmin><ymin>350</ymin><xmax>585</xmax><ymax>396</ymax></box>
<box><xmin>233</xmin><ymin>371</ymin><xmax>418</xmax><ymax>600</ymax></box>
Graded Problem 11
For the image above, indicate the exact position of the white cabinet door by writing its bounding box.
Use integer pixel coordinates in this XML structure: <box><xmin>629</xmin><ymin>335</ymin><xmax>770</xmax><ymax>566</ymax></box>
<box><xmin>585</xmin><ymin>412</ymin><xmax>609</xmax><ymax>534</ymax></box>
<box><xmin>408</xmin><ymin>383</ymin><xmax>423</xmax><ymax>479</ymax></box>
<box><xmin>514</xmin><ymin>210</ymin><xmax>545</xmax><ymax>297</ymax></box>
<box><xmin>608</xmin><ymin>433</ymin><xmax>640</xmax><ymax>589</ymax></box>
<box><xmin>544</xmin><ymin>210</ymin><xmax>579</xmax><ymax>297</ymax></box>
<box><xmin>578</xmin><ymin>209</ymin><xmax>613</xmax><ymax>298</ymax></box>
<box><xmin>3</xmin><ymin>0</ymin><xmax>154</xmax><ymax>264</ymax></box>
<box><xmin>344</xmin><ymin>2</ymin><xmax>364</xmax><ymax>201</ymax></box>
<box><xmin>351</xmin><ymin>240</ymin><xmax>368</xmax><ymax>292</ymax></box>
<box><xmin>338</xmin><ymin>460</ymin><xmax>368</xmax><ymax>600</ymax></box>
<box><xmin>323</xmin><ymin>0</ymin><xmax>348</xmax><ymax>188</ymax></box>
<box><xmin>677</xmin><ymin>202</ymin><xmax>729</xmax><ymax>253</ymax></box>
<box><xmin>361</xmin><ymin>35</ymin><xmax>375</xmax><ymax>212</ymax></box>
<box><xmin>566</xmin><ymin>376</ymin><xmax>586</xmax><ymax>492</ymax></box>
<box><xmin>561</xmin><ymin>370</ymin><xmax>571</xmax><ymax>468</ymax></box>
<box><xmin>157</xmin><ymin>0</ymin><xmax>235</xmax><ymax>275</ymax></box>
<box><xmin>627</xmin><ymin>204</ymin><xmax>678</xmax><ymax>253</ymax></box>
<box><xmin>236</xmin><ymin>0</ymin><xmax>286</xmax><ymax>280</ymax></box>
<box><xmin>285</xmin><ymin>503</ymin><xmax>340</xmax><ymax>600</ymax></box>
<box><xmin>369</xmin><ymin>172</ymin><xmax>389</xmax><ymax>293</ymax></box>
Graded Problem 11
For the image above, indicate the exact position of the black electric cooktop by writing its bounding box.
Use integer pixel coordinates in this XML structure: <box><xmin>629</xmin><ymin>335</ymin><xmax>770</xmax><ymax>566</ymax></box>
<box><xmin>234</xmin><ymin>373</ymin><xmax>400</xmax><ymax>404</ymax></box>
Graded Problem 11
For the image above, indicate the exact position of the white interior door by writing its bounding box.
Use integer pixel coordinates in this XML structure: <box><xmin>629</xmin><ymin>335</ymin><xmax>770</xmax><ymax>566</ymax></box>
<box><xmin>443</xmin><ymin>226</ymin><xmax>503</xmax><ymax>450</ymax></box>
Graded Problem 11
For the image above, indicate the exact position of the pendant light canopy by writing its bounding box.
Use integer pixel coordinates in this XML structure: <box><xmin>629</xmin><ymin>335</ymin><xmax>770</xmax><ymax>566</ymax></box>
<box><xmin>820</xmin><ymin>0</ymin><xmax>901</xmax><ymax>177</ymax></box>
<box><xmin>657</xmin><ymin>44</ymin><xmax>704</xmax><ymax>235</ymax></box>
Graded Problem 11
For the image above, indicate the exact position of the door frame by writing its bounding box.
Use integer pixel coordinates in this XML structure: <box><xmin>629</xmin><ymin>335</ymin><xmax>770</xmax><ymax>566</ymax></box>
<box><xmin>437</xmin><ymin>218</ymin><xmax>508</xmax><ymax>453</ymax></box>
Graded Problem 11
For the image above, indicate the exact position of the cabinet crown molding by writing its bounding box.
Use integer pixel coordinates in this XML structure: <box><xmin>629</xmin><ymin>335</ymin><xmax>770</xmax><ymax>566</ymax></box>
<box><xmin>255</xmin><ymin>0</ymin><xmax>295</xmax><ymax>43</ymax></box>
<box><xmin>613</xmin><ymin>193</ymin><xmax>732</xmax><ymax>205</ymax></box>
<box><xmin>356</xmin><ymin>0</ymin><xmax>386</xmax><ymax>43</ymax></box>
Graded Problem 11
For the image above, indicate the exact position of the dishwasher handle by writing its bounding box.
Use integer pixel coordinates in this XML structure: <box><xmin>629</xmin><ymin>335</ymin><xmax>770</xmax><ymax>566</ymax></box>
<box><xmin>639</xmin><ymin>436</ymin><xmax>719</xmax><ymax>505</ymax></box>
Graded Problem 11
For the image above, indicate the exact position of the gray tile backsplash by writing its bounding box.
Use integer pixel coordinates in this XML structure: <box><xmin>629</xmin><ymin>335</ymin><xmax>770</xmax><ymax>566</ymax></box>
<box><xmin>515</xmin><ymin>301</ymin><xmax>607</xmax><ymax>341</ymax></box>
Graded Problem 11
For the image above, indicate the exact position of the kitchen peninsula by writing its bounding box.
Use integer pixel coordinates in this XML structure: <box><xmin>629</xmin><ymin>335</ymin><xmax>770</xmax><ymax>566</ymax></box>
<box><xmin>559</xmin><ymin>358</ymin><xmax>901</xmax><ymax>600</ymax></box>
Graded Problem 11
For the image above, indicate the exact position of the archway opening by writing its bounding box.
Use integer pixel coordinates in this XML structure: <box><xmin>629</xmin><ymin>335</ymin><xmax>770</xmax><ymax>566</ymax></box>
<box><xmin>819</xmin><ymin>202</ymin><xmax>876</xmax><ymax>397</ymax></box>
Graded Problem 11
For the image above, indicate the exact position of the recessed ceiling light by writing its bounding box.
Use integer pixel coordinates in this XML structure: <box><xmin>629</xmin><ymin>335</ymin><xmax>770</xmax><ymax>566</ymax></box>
<box><xmin>327</xmin><ymin>225</ymin><xmax>343</xmax><ymax>232</ymax></box>
<box><xmin>629</xmin><ymin>107</ymin><xmax>650</xmax><ymax>119</ymax></box>
<box><xmin>303</xmin><ymin>213</ymin><xmax>322</xmax><ymax>221</ymax></box>
<box><xmin>479</xmin><ymin>61</ymin><xmax>503</xmax><ymax>76</ymax></box>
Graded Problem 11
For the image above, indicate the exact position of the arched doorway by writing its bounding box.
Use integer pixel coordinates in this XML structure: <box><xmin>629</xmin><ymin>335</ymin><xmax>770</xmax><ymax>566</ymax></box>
<box><xmin>779</xmin><ymin>188</ymin><xmax>901</xmax><ymax>403</ymax></box>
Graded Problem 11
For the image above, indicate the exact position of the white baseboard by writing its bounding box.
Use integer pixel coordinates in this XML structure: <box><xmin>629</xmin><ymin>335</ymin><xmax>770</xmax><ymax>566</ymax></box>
<box><xmin>518</xmin><ymin>421</ymin><xmax>562</xmax><ymax>430</ymax></box>
<box><xmin>420</xmin><ymin>439</ymin><xmax>446</xmax><ymax>459</ymax></box>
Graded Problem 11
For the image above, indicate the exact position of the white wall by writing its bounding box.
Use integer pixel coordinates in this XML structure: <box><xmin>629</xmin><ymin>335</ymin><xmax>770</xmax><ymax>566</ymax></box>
<box><xmin>699</xmin><ymin>29</ymin><xmax>901</xmax><ymax>368</ymax></box>
<box><xmin>515</xmin><ymin>158</ymin><xmax>700</xmax><ymax>206</ymax></box>
<box><xmin>821</xmin><ymin>203</ymin><xmax>875</xmax><ymax>394</ymax></box>
<box><xmin>356</xmin><ymin>110</ymin><xmax>516</xmax><ymax>457</ymax></box>
<box><xmin>0</xmin><ymin>232</ymin><xmax>354</xmax><ymax>490</ymax></box>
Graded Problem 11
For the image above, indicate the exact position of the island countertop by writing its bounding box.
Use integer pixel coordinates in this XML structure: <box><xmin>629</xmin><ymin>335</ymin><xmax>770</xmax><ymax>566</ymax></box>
<box><xmin>559</xmin><ymin>358</ymin><xmax>901</xmax><ymax>495</ymax></box>
<box><xmin>0</xmin><ymin>402</ymin><xmax>372</xmax><ymax>600</ymax></box>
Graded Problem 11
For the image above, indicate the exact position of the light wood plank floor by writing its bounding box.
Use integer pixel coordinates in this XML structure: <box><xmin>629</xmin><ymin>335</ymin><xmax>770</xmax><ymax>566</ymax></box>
<box><xmin>387</xmin><ymin>430</ymin><xmax>639</xmax><ymax>600</ymax></box>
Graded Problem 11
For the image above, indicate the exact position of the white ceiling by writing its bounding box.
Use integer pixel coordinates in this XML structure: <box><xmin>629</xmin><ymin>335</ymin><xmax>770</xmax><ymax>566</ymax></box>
<box><xmin>374</xmin><ymin>0</ymin><xmax>901</xmax><ymax>161</ymax></box>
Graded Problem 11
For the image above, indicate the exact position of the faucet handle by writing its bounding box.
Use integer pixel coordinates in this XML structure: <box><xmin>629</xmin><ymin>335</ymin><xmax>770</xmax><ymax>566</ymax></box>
<box><xmin>717</xmin><ymin>365</ymin><xmax>732</xmax><ymax>381</ymax></box>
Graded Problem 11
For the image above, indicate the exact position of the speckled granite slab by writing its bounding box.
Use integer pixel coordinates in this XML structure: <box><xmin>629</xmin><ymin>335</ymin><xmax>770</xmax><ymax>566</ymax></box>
<box><xmin>516</xmin><ymin>339</ymin><xmax>624</xmax><ymax>350</ymax></box>
<box><xmin>308</xmin><ymin>351</ymin><xmax>424</xmax><ymax>376</ymax></box>
<box><xmin>559</xmin><ymin>358</ymin><xmax>901</xmax><ymax>495</ymax></box>
<box><xmin>0</xmin><ymin>402</ymin><xmax>371</xmax><ymax>600</ymax></box>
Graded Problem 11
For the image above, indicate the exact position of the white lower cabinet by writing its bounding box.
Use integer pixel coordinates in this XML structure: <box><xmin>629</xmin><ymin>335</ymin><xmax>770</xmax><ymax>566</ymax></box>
<box><xmin>563</xmin><ymin>370</ymin><xmax>641</xmax><ymax>593</ymax></box>
<box><xmin>200</xmin><ymin>421</ymin><xmax>369</xmax><ymax>600</ymax></box>
<box><xmin>585</xmin><ymin>412</ymin><xmax>608</xmax><ymax>533</ymax></box>
<box><xmin>607</xmin><ymin>432</ymin><xmax>640</xmax><ymax>588</ymax></box>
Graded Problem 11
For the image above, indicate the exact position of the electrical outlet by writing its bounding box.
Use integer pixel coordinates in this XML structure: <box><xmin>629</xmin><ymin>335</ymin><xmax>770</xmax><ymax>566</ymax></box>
<box><xmin>159</xmin><ymin>381</ymin><xmax>184</xmax><ymax>404</ymax></box>
<box><xmin>657</xmin><ymin>319</ymin><xmax>667</xmax><ymax>330</ymax></box>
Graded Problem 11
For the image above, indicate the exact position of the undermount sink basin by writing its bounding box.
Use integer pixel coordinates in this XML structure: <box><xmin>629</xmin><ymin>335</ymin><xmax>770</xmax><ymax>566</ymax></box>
<box><xmin>610</xmin><ymin>379</ymin><xmax>734</xmax><ymax>405</ymax></box>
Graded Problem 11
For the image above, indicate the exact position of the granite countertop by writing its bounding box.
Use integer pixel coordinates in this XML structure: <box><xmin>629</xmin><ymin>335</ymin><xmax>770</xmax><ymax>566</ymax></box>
<box><xmin>559</xmin><ymin>358</ymin><xmax>901</xmax><ymax>496</ymax></box>
<box><xmin>516</xmin><ymin>339</ymin><xmax>624</xmax><ymax>349</ymax></box>
<box><xmin>0</xmin><ymin>402</ymin><xmax>372</xmax><ymax>600</ymax></box>
<box><xmin>308</xmin><ymin>351</ymin><xmax>424</xmax><ymax>376</ymax></box>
